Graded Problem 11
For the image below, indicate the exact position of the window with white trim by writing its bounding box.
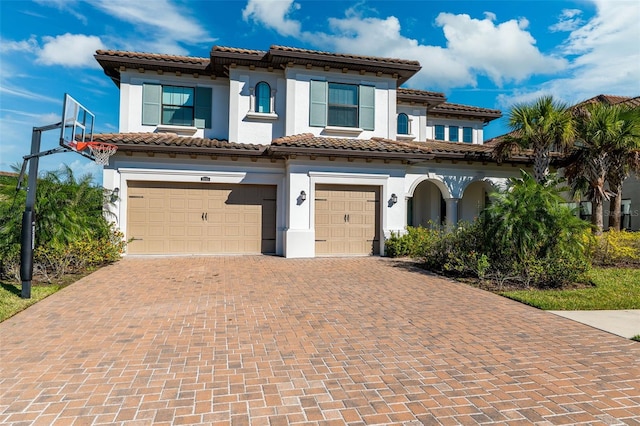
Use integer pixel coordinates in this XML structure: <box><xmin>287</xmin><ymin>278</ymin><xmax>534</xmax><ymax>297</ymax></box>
<box><xmin>255</xmin><ymin>82</ymin><xmax>271</xmax><ymax>113</ymax></box>
<box><xmin>463</xmin><ymin>127</ymin><xmax>473</xmax><ymax>143</ymax></box>
<box><xmin>435</xmin><ymin>125</ymin><xmax>445</xmax><ymax>141</ymax></box>
<box><xmin>309</xmin><ymin>81</ymin><xmax>375</xmax><ymax>130</ymax></box>
<box><xmin>142</xmin><ymin>83</ymin><xmax>212</xmax><ymax>128</ymax></box>
<box><xmin>397</xmin><ymin>113</ymin><xmax>409</xmax><ymax>135</ymax></box>
<box><xmin>449</xmin><ymin>125</ymin><xmax>459</xmax><ymax>142</ymax></box>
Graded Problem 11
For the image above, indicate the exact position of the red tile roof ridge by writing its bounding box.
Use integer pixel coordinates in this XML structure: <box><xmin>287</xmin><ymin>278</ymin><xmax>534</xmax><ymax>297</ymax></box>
<box><xmin>95</xmin><ymin>50</ymin><xmax>208</xmax><ymax>64</ymax></box>
<box><xmin>93</xmin><ymin>132</ymin><xmax>267</xmax><ymax>150</ymax></box>
<box><xmin>269</xmin><ymin>45</ymin><xmax>420</xmax><ymax>65</ymax></box>
<box><xmin>211</xmin><ymin>46</ymin><xmax>267</xmax><ymax>55</ymax></box>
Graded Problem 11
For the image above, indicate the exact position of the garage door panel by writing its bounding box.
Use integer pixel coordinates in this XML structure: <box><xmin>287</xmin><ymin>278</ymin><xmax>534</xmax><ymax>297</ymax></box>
<box><xmin>127</xmin><ymin>182</ymin><xmax>276</xmax><ymax>255</ymax></box>
<box><xmin>315</xmin><ymin>185</ymin><xmax>379</xmax><ymax>256</ymax></box>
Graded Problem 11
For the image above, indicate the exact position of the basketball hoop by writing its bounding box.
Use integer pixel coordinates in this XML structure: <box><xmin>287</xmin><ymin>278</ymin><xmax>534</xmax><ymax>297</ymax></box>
<box><xmin>78</xmin><ymin>141</ymin><xmax>118</xmax><ymax>166</ymax></box>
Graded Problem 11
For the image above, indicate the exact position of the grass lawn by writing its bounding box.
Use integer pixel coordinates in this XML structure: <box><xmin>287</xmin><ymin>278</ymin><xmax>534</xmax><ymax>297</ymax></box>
<box><xmin>0</xmin><ymin>272</ymin><xmax>91</xmax><ymax>322</ymax></box>
<box><xmin>500</xmin><ymin>268</ymin><xmax>640</xmax><ymax>310</ymax></box>
<box><xmin>0</xmin><ymin>282</ymin><xmax>62</xmax><ymax>322</ymax></box>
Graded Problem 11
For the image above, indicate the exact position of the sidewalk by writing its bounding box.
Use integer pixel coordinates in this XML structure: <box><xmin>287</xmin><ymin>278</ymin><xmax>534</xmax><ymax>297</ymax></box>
<box><xmin>548</xmin><ymin>309</ymin><xmax>640</xmax><ymax>339</ymax></box>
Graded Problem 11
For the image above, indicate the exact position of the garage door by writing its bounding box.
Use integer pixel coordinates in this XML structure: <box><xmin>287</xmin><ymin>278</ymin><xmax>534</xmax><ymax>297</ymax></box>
<box><xmin>315</xmin><ymin>185</ymin><xmax>380</xmax><ymax>255</ymax></box>
<box><xmin>127</xmin><ymin>182</ymin><xmax>276</xmax><ymax>255</ymax></box>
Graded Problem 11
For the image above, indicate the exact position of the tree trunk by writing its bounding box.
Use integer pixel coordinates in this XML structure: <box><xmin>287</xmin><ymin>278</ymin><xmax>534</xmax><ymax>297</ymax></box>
<box><xmin>592</xmin><ymin>197</ymin><xmax>604</xmax><ymax>236</ymax></box>
<box><xmin>533</xmin><ymin>146</ymin><xmax>550</xmax><ymax>184</ymax></box>
<box><xmin>608</xmin><ymin>185</ymin><xmax>623</xmax><ymax>231</ymax></box>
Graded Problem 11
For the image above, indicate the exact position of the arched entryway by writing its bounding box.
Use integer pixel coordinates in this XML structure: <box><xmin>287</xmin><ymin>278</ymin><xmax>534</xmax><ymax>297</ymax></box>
<box><xmin>459</xmin><ymin>180</ymin><xmax>495</xmax><ymax>223</ymax></box>
<box><xmin>408</xmin><ymin>180</ymin><xmax>447</xmax><ymax>227</ymax></box>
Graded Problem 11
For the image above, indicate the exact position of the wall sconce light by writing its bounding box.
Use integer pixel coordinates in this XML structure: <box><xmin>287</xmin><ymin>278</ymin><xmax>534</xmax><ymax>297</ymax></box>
<box><xmin>300</xmin><ymin>190</ymin><xmax>307</xmax><ymax>201</ymax></box>
<box><xmin>390</xmin><ymin>193</ymin><xmax>398</xmax><ymax>204</ymax></box>
<box><xmin>110</xmin><ymin>187</ymin><xmax>120</xmax><ymax>203</ymax></box>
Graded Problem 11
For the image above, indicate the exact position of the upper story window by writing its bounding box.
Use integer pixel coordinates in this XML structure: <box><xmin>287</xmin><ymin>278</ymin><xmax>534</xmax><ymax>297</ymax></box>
<box><xmin>449</xmin><ymin>125</ymin><xmax>459</xmax><ymax>142</ymax></box>
<box><xmin>162</xmin><ymin>86</ymin><xmax>194</xmax><ymax>126</ymax></box>
<box><xmin>463</xmin><ymin>127</ymin><xmax>473</xmax><ymax>143</ymax></box>
<box><xmin>397</xmin><ymin>113</ymin><xmax>409</xmax><ymax>135</ymax></box>
<box><xmin>255</xmin><ymin>82</ymin><xmax>271</xmax><ymax>113</ymax></box>
<box><xmin>435</xmin><ymin>125</ymin><xmax>445</xmax><ymax>141</ymax></box>
<box><xmin>142</xmin><ymin>83</ymin><xmax>212</xmax><ymax>129</ymax></box>
<box><xmin>309</xmin><ymin>80</ymin><xmax>374</xmax><ymax>130</ymax></box>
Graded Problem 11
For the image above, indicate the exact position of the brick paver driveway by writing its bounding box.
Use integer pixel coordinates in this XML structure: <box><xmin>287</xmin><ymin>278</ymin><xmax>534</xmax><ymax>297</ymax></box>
<box><xmin>1</xmin><ymin>257</ymin><xmax>639</xmax><ymax>425</ymax></box>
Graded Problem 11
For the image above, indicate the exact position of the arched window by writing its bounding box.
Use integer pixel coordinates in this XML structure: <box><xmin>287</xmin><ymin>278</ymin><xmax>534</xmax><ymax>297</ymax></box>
<box><xmin>397</xmin><ymin>113</ymin><xmax>409</xmax><ymax>135</ymax></box>
<box><xmin>255</xmin><ymin>82</ymin><xmax>271</xmax><ymax>113</ymax></box>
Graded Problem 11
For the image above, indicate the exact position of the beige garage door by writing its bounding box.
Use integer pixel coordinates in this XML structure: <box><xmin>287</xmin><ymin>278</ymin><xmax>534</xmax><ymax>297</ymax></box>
<box><xmin>127</xmin><ymin>182</ymin><xmax>276</xmax><ymax>255</ymax></box>
<box><xmin>315</xmin><ymin>185</ymin><xmax>380</xmax><ymax>256</ymax></box>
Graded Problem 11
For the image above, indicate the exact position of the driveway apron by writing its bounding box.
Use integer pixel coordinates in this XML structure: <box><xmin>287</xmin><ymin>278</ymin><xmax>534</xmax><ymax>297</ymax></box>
<box><xmin>1</xmin><ymin>256</ymin><xmax>639</xmax><ymax>425</ymax></box>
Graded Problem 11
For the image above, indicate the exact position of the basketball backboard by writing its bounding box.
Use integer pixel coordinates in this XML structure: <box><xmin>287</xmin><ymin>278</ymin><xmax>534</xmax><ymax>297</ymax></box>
<box><xmin>60</xmin><ymin>93</ymin><xmax>95</xmax><ymax>154</ymax></box>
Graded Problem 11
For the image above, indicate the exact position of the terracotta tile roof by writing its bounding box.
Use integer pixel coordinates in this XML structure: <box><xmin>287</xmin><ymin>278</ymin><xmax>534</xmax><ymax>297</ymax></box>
<box><xmin>92</xmin><ymin>133</ymin><xmax>267</xmax><ymax>156</ymax></box>
<box><xmin>95</xmin><ymin>50</ymin><xmax>209</xmax><ymax>65</ymax></box>
<box><xmin>619</xmin><ymin>96</ymin><xmax>640</xmax><ymax>108</ymax></box>
<box><xmin>578</xmin><ymin>94</ymin><xmax>634</xmax><ymax>106</ymax></box>
<box><xmin>269</xmin><ymin>133</ymin><xmax>520</xmax><ymax>162</ymax></box>
<box><xmin>91</xmin><ymin>132</ymin><xmax>536</xmax><ymax>164</ymax></box>
<box><xmin>430</xmin><ymin>102</ymin><xmax>502</xmax><ymax>122</ymax></box>
<box><xmin>269</xmin><ymin>45</ymin><xmax>420</xmax><ymax>67</ymax></box>
<box><xmin>211</xmin><ymin>46</ymin><xmax>266</xmax><ymax>56</ymax></box>
<box><xmin>397</xmin><ymin>88</ymin><xmax>446</xmax><ymax>106</ymax></box>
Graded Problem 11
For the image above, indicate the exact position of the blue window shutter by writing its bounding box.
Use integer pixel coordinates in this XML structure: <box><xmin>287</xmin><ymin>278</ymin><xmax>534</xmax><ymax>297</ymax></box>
<box><xmin>194</xmin><ymin>87</ymin><xmax>212</xmax><ymax>129</ymax></box>
<box><xmin>142</xmin><ymin>84</ymin><xmax>161</xmax><ymax>125</ymax></box>
<box><xmin>359</xmin><ymin>85</ymin><xmax>375</xmax><ymax>130</ymax></box>
<box><xmin>309</xmin><ymin>80</ymin><xmax>327</xmax><ymax>127</ymax></box>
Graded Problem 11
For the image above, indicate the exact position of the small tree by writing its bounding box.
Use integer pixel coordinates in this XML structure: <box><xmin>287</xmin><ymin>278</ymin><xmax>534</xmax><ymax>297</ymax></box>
<box><xmin>495</xmin><ymin>96</ymin><xmax>574</xmax><ymax>184</ymax></box>
<box><xmin>565</xmin><ymin>103</ymin><xmax>639</xmax><ymax>234</ymax></box>
<box><xmin>481</xmin><ymin>171</ymin><xmax>591</xmax><ymax>287</ymax></box>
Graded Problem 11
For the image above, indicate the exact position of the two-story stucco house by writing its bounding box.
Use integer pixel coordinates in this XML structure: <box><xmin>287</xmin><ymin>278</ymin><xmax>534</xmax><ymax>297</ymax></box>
<box><xmin>94</xmin><ymin>45</ymin><xmax>537</xmax><ymax>258</ymax></box>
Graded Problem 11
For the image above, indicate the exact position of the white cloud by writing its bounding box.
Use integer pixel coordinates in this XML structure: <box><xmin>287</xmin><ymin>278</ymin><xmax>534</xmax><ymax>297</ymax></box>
<box><xmin>36</xmin><ymin>33</ymin><xmax>105</xmax><ymax>67</ymax></box>
<box><xmin>240</xmin><ymin>2</ymin><xmax>566</xmax><ymax>90</ymax></box>
<box><xmin>500</xmin><ymin>0</ymin><xmax>640</xmax><ymax>108</ymax></box>
<box><xmin>0</xmin><ymin>36</ymin><xmax>38</xmax><ymax>53</ymax></box>
<box><xmin>549</xmin><ymin>9</ymin><xmax>584</xmax><ymax>32</ymax></box>
<box><xmin>0</xmin><ymin>85</ymin><xmax>61</xmax><ymax>103</ymax></box>
<box><xmin>243</xmin><ymin>0</ymin><xmax>302</xmax><ymax>37</ymax></box>
<box><xmin>91</xmin><ymin>0</ymin><xmax>212</xmax><ymax>47</ymax></box>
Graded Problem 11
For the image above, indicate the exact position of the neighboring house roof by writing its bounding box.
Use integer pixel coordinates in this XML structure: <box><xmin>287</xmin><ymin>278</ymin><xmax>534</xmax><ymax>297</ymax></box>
<box><xmin>430</xmin><ymin>102</ymin><xmax>502</xmax><ymax>123</ymax></box>
<box><xmin>577</xmin><ymin>94</ymin><xmax>636</xmax><ymax>106</ymax></box>
<box><xmin>93</xmin><ymin>132</ymin><xmax>534</xmax><ymax>164</ymax></box>
<box><xmin>96</xmin><ymin>44</ymin><xmax>422</xmax><ymax>87</ymax></box>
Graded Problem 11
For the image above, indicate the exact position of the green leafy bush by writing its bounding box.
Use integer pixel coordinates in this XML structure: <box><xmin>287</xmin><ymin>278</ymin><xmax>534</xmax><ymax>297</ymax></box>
<box><xmin>386</xmin><ymin>171</ymin><xmax>593</xmax><ymax>289</ymax></box>
<box><xmin>0</xmin><ymin>168</ymin><xmax>125</xmax><ymax>282</ymax></box>
<box><xmin>385</xmin><ymin>225</ymin><xmax>439</xmax><ymax>258</ymax></box>
<box><xmin>591</xmin><ymin>229</ymin><xmax>640</xmax><ymax>266</ymax></box>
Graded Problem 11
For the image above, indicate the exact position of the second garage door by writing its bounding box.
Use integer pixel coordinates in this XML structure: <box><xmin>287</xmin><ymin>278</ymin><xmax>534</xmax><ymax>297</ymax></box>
<box><xmin>127</xmin><ymin>182</ymin><xmax>276</xmax><ymax>255</ymax></box>
<box><xmin>315</xmin><ymin>185</ymin><xmax>380</xmax><ymax>256</ymax></box>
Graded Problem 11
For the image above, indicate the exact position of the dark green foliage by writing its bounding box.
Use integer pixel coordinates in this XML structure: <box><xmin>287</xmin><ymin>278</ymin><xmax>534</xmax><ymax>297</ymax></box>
<box><xmin>0</xmin><ymin>168</ymin><xmax>124</xmax><ymax>281</ymax></box>
<box><xmin>386</xmin><ymin>171</ymin><xmax>592</xmax><ymax>289</ymax></box>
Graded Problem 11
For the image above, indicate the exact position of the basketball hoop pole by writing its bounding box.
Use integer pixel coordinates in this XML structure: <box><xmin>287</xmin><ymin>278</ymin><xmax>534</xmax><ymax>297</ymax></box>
<box><xmin>19</xmin><ymin>122</ymin><xmax>64</xmax><ymax>299</ymax></box>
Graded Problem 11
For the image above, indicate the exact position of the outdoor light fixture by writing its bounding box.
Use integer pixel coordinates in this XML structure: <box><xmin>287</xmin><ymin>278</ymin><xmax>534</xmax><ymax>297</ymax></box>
<box><xmin>300</xmin><ymin>190</ymin><xmax>307</xmax><ymax>201</ymax></box>
<box><xmin>110</xmin><ymin>187</ymin><xmax>120</xmax><ymax>203</ymax></box>
<box><xmin>390</xmin><ymin>193</ymin><xmax>398</xmax><ymax>204</ymax></box>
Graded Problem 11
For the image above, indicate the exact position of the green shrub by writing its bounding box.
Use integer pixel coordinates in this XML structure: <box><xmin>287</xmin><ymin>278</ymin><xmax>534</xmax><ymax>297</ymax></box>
<box><xmin>388</xmin><ymin>172</ymin><xmax>593</xmax><ymax>289</ymax></box>
<box><xmin>385</xmin><ymin>225</ymin><xmax>439</xmax><ymax>258</ymax></box>
<box><xmin>0</xmin><ymin>169</ymin><xmax>125</xmax><ymax>282</ymax></box>
<box><xmin>592</xmin><ymin>229</ymin><xmax>640</xmax><ymax>265</ymax></box>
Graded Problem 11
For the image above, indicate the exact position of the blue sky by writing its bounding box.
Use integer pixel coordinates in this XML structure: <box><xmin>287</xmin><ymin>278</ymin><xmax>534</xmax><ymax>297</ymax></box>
<box><xmin>1</xmin><ymin>0</ymin><xmax>639</xmax><ymax>180</ymax></box>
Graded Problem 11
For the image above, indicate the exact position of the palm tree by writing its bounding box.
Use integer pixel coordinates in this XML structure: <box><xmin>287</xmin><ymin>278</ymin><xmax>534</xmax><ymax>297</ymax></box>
<box><xmin>494</xmin><ymin>96</ymin><xmax>574</xmax><ymax>184</ymax></box>
<box><xmin>605</xmin><ymin>106</ymin><xmax>640</xmax><ymax>230</ymax></box>
<box><xmin>564</xmin><ymin>103</ymin><xmax>639</xmax><ymax>235</ymax></box>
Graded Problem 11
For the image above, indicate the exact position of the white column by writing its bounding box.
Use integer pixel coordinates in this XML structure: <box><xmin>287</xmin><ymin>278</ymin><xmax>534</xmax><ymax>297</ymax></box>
<box><xmin>445</xmin><ymin>197</ymin><xmax>460</xmax><ymax>227</ymax></box>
